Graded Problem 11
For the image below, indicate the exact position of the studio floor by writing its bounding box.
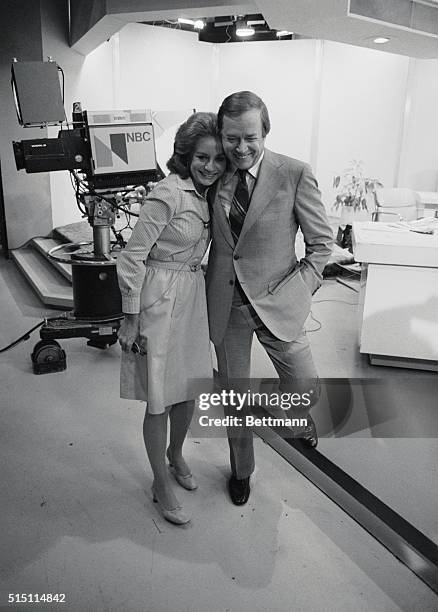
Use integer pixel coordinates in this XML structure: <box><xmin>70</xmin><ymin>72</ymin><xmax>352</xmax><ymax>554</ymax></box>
<box><xmin>0</xmin><ymin>256</ymin><xmax>437</xmax><ymax>612</ymax></box>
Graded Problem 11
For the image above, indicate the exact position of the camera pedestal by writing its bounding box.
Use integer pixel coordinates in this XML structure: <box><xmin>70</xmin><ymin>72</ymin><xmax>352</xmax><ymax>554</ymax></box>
<box><xmin>31</xmin><ymin>227</ymin><xmax>123</xmax><ymax>373</ymax></box>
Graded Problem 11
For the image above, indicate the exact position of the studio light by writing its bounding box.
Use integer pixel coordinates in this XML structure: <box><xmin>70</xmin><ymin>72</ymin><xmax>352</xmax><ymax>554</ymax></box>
<box><xmin>235</xmin><ymin>19</ymin><xmax>255</xmax><ymax>37</ymax></box>
<box><xmin>178</xmin><ymin>18</ymin><xmax>195</xmax><ymax>26</ymax></box>
<box><xmin>373</xmin><ymin>36</ymin><xmax>390</xmax><ymax>44</ymax></box>
<box><xmin>178</xmin><ymin>17</ymin><xmax>205</xmax><ymax>31</ymax></box>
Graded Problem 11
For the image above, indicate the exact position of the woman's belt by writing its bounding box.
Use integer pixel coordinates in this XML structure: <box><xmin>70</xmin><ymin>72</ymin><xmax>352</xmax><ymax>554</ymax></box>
<box><xmin>146</xmin><ymin>259</ymin><xmax>202</xmax><ymax>272</ymax></box>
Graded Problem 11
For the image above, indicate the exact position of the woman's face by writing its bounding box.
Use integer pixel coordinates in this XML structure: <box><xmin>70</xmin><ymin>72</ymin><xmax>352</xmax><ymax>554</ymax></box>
<box><xmin>190</xmin><ymin>136</ymin><xmax>226</xmax><ymax>191</ymax></box>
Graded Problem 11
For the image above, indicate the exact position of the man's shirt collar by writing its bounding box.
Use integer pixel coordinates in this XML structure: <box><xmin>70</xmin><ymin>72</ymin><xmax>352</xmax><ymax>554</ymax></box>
<box><xmin>248</xmin><ymin>150</ymin><xmax>264</xmax><ymax>180</ymax></box>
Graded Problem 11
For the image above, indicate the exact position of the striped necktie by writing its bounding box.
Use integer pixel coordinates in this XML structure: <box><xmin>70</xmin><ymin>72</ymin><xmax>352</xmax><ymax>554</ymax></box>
<box><xmin>229</xmin><ymin>169</ymin><xmax>250</xmax><ymax>243</ymax></box>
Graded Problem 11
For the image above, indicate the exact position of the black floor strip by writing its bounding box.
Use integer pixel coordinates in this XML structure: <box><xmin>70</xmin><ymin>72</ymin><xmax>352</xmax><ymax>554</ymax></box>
<box><xmin>211</xmin><ymin>371</ymin><xmax>438</xmax><ymax>591</ymax></box>
<box><xmin>254</xmin><ymin>423</ymin><xmax>438</xmax><ymax>593</ymax></box>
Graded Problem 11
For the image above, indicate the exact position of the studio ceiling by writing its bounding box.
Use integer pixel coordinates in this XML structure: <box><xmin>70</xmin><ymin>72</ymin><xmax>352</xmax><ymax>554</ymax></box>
<box><xmin>70</xmin><ymin>0</ymin><xmax>438</xmax><ymax>58</ymax></box>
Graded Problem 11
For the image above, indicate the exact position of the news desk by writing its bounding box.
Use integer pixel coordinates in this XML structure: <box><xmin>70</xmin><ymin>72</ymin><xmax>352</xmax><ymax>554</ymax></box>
<box><xmin>352</xmin><ymin>222</ymin><xmax>438</xmax><ymax>371</ymax></box>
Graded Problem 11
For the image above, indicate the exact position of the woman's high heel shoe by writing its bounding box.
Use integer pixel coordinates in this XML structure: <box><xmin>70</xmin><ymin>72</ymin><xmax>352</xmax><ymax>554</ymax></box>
<box><xmin>166</xmin><ymin>449</ymin><xmax>198</xmax><ymax>491</ymax></box>
<box><xmin>151</xmin><ymin>486</ymin><xmax>191</xmax><ymax>525</ymax></box>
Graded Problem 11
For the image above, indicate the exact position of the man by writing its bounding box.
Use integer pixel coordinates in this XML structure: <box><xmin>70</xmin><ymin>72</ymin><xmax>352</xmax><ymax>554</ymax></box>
<box><xmin>206</xmin><ymin>91</ymin><xmax>333</xmax><ymax>505</ymax></box>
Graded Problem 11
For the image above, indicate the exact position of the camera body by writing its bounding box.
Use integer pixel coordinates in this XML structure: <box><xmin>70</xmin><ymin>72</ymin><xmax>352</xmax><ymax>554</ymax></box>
<box><xmin>13</xmin><ymin>128</ymin><xmax>88</xmax><ymax>174</ymax></box>
<box><xmin>12</xmin><ymin>107</ymin><xmax>159</xmax><ymax>190</ymax></box>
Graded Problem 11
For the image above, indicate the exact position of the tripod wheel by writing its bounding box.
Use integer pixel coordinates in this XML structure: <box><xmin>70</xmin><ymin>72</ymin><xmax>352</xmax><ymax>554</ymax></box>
<box><xmin>31</xmin><ymin>339</ymin><xmax>67</xmax><ymax>374</ymax></box>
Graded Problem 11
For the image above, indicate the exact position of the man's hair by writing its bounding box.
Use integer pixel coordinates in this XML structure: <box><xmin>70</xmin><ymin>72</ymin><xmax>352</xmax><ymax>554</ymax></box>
<box><xmin>167</xmin><ymin>112</ymin><xmax>220</xmax><ymax>178</ymax></box>
<box><xmin>218</xmin><ymin>91</ymin><xmax>271</xmax><ymax>137</ymax></box>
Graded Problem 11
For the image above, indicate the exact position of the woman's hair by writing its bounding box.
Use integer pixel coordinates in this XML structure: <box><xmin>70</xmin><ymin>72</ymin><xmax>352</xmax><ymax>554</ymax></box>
<box><xmin>218</xmin><ymin>91</ymin><xmax>271</xmax><ymax>137</ymax></box>
<box><xmin>167</xmin><ymin>112</ymin><xmax>220</xmax><ymax>178</ymax></box>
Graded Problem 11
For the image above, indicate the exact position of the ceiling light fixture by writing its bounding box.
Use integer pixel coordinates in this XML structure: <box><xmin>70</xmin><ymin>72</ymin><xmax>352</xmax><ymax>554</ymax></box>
<box><xmin>373</xmin><ymin>36</ymin><xmax>390</xmax><ymax>44</ymax></box>
<box><xmin>235</xmin><ymin>19</ymin><xmax>255</xmax><ymax>37</ymax></box>
<box><xmin>178</xmin><ymin>18</ymin><xmax>195</xmax><ymax>26</ymax></box>
<box><xmin>178</xmin><ymin>17</ymin><xmax>205</xmax><ymax>30</ymax></box>
<box><xmin>276</xmin><ymin>30</ymin><xmax>293</xmax><ymax>37</ymax></box>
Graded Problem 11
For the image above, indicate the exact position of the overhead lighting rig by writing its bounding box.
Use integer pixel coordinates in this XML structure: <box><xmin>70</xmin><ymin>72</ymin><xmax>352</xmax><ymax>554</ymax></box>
<box><xmin>199</xmin><ymin>14</ymin><xmax>297</xmax><ymax>43</ymax></box>
<box><xmin>143</xmin><ymin>14</ymin><xmax>301</xmax><ymax>44</ymax></box>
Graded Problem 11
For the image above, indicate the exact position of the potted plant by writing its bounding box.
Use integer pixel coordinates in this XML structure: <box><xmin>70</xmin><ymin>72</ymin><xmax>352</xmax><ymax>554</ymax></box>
<box><xmin>332</xmin><ymin>160</ymin><xmax>383</xmax><ymax>249</ymax></box>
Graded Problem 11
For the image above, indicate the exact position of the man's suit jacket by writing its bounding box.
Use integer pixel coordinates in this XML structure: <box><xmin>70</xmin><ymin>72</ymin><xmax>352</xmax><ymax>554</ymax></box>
<box><xmin>206</xmin><ymin>148</ymin><xmax>333</xmax><ymax>345</ymax></box>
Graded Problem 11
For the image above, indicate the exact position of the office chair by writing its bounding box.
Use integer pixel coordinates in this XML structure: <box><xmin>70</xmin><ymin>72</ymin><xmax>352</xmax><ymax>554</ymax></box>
<box><xmin>372</xmin><ymin>187</ymin><xmax>420</xmax><ymax>222</ymax></box>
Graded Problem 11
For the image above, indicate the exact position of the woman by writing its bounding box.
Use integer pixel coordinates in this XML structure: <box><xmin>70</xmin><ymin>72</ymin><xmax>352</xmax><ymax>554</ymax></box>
<box><xmin>117</xmin><ymin>113</ymin><xmax>226</xmax><ymax>525</ymax></box>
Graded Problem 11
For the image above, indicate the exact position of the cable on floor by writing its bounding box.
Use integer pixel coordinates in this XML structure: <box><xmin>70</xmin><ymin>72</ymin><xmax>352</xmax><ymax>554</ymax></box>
<box><xmin>306</xmin><ymin>296</ymin><xmax>358</xmax><ymax>333</ymax></box>
<box><xmin>305</xmin><ymin>310</ymin><xmax>322</xmax><ymax>333</ymax></box>
<box><xmin>0</xmin><ymin>320</ymin><xmax>45</xmax><ymax>353</ymax></box>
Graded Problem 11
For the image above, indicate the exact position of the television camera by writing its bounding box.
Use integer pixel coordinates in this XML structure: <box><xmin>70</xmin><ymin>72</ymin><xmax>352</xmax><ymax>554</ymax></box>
<box><xmin>11</xmin><ymin>59</ymin><xmax>164</xmax><ymax>373</ymax></box>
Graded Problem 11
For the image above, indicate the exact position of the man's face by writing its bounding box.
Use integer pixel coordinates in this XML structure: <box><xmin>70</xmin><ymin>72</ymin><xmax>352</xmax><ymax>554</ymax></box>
<box><xmin>221</xmin><ymin>109</ymin><xmax>265</xmax><ymax>170</ymax></box>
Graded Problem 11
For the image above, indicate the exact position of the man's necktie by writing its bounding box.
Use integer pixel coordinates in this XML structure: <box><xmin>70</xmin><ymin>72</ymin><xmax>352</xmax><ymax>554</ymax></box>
<box><xmin>229</xmin><ymin>169</ymin><xmax>250</xmax><ymax>243</ymax></box>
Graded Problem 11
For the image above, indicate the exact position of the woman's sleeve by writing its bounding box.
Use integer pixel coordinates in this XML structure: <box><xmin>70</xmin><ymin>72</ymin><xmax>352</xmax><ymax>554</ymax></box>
<box><xmin>116</xmin><ymin>179</ymin><xmax>176</xmax><ymax>314</ymax></box>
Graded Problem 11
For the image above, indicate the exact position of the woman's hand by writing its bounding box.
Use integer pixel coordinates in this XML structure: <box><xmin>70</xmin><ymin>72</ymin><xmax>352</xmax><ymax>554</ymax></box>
<box><xmin>118</xmin><ymin>313</ymin><xmax>140</xmax><ymax>353</ymax></box>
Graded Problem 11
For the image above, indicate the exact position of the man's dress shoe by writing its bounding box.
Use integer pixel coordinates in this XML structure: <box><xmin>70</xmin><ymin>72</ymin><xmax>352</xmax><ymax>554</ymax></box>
<box><xmin>301</xmin><ymin>415</ymin><xmax>318</xmax><ymax>448</ymax></box>
<box><xmin>228</xmin><ymin>475</ymin><xmax>250</xmax><ymax>505</ymax></box>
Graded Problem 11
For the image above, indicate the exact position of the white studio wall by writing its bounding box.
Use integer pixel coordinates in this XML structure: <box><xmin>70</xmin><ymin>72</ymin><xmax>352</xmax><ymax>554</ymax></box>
<box><xmin>399</xmin><ymin>58</ymin><xmax>438</xmax><ymax>191</ymax></box>
<box><xmin>44</xmin><ymin>22</ymin><xmax>438</xmax><ymax>230</ymax></box>
<box><xmin>117</xmin><ymin>24</ymin><xmax>213</xmax><ymax>112</ymax></box>
<box><xmin>213</xmin><ymin>39</ymin><xmax>319</xmax><ymax>165</ymax></box>
<box><xmin>116</xmin><ymin>23</ymin><xmax>215</xmax><ymax>172</ymax></box>
<box><xmin>49</xmin><ymin>23</ymin><xmax>215</xmax><ymax>229</ymax></box>
<box><xmin>316</xmin><ymin>41</ymin><xmax>410</xmax><ymax>215</ymax></box>
<box><xmin>49</xmin><ymin>36</ymin><xmax>115</xmax><ymax>228</ymax></box>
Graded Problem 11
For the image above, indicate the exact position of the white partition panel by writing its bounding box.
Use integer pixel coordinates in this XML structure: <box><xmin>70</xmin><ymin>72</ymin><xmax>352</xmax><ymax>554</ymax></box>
<box><xmin>49</xmin><ymin>27</ymin><xmax>419</xmax><ymax>227</ymax></box>
<box><xmin>317</xmin><ymin>42</ymin><xmax>409</xmax><ymax>215</ymax></box>
<box><xmin>50</xmin><ymin>35</ymin><xmax>115</xmax><ymax>228</ymax></box>
<box><xmin>214</xmin><ymin>39</ymin><xmax>319</xmax><ymax>164</ymax></box>
<box><xmin>399</xmin><ymin>58</ymin><xmax>438</xmax><ymax>192</ymax></box>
